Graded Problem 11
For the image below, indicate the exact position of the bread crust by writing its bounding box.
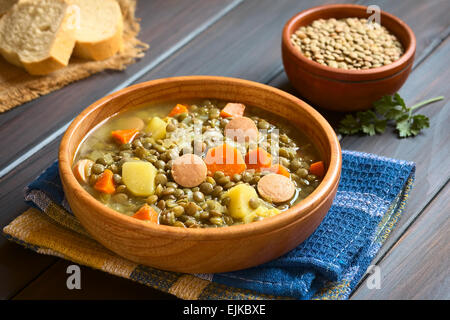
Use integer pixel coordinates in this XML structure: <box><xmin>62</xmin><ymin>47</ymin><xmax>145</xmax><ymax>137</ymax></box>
<box><xmin>0</xmin><ymin>0</ymin><xmax>18</xmax><ymax>16</ymax></box>
<box><xmin>72</xmin><ymin>1</ymin><xmax>123</xmax><ymax>61</ymax></box>
<box><xmin>24</xmin><ymin>4</ymin><xmax>77</xmax><ymax>75</ymax></box>
<box><xmin>0</xmin><ymin>0</ymin><xmax>76</xmax><ymax>75</ymax></box>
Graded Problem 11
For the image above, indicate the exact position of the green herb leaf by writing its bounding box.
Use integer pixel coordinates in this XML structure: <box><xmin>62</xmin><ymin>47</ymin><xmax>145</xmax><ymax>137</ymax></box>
<box><xmin>396</xmin><ymin>118</ymin><xmax>413</xmax><ymax>138</ymax></box>
<box><xmin>338</xmin><ymin>114</ymin><xmax>361</xmax><ymax>135</ymax></box>
<box><xmin>410</xmin><ymin>114</ymin><xmax>430</xmax><ymax>136</ymax></box>
<box><xmin>374</xmin><ymin>95</ymin><xmax>396</xmax><ymax>116</ymax></box>
<box><xmin>362</xmin><ymin>123</ymin><xmax>376</xmax><ymax>136</ymax></box>
<box><xmin>338</xmin><ymin>94</ymin><xmax>443</xmax><ymax>138</ymax></box>
<box><xmin>385</xmin><ymin>107</ymin><xmax>404</xmax><ymax>121</ymax></box>
<box><xmin>393</xmin><ymin>93</ymin><xmax>407</xmax><ymax>110</ymax></box>
<box><xmin>357</xmin><ymin>110</ymin><xmax>377</xmax><ymax>123</ymax></box>
<box><xmin>375</xmin><ymin>119</ymin><xmax>387</xmax><ymax>134</ymax></box>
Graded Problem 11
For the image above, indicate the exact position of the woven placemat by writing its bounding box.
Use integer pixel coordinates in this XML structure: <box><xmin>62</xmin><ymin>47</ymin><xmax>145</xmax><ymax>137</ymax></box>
<box><xmin>0</xmin><ymin>0</ymin><xmax>149</xmax><ymax>113</ymax></box>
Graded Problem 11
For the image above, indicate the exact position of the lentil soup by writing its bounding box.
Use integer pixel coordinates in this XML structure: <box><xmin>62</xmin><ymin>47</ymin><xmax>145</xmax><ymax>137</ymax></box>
<box><xmin>73</xmin><ymin>100</ymin><xmax>324</xmax><ymax>228</ymax></box>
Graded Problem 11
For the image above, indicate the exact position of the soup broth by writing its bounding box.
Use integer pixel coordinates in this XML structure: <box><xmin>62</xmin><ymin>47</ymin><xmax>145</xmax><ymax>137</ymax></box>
<box><xmin>74</xmin><ymin>99</ymin><xmax>324</xmax><ymax>228</ymax></box>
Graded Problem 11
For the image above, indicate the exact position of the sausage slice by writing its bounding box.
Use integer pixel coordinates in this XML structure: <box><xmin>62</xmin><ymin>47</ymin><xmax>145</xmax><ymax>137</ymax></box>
<box><xmin>257</xmin><ymin>173</ymin><xmax>295</xmax><ymax>203</ymax></box>
<box><xmin>116</xmin><ymin>116</ymin><xmax>145</xmax><ymax>130</ymax></box>
<box><xmin>171</xmin><ymin>154</ymin><xmax>207</xmax><ymax>187</ymax></box>
<box><xmin>225</xmin><ymin>116</ymin><xmax>258</xmax><ymax>143</ymax></box>
<box><xmin>73</xmin><ymin>159</ymin><xmax>94</xmax><ymax>184</ymax></box>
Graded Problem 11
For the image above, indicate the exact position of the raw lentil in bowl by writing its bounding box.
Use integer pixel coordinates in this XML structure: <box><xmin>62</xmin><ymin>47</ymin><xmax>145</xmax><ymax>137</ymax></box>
<box><xmin>290</xmin><ymin>17</ymin><xmax>404</xmax><ymax>70</ymax></box>
<box><xmin>73</xmin><ymin>100</ymin><xmax>325</xmax><ymax>228</ymax></box>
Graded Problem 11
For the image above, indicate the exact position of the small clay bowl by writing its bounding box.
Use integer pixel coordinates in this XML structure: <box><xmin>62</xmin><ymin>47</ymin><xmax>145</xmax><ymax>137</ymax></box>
<box><xmin>59</xmin><ymin>76</ymin><xmax>341</xmax><ymax>273</ymax></box>
<box><xmin>282</xmin><ymin>4</ymin><xmax>416</xmax><ymax>112</ymax></box>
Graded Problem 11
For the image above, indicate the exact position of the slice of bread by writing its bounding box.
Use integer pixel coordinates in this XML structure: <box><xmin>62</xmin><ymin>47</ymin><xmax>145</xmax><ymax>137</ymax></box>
<box><xmin>71</xmin><ymin>0</ymin><xmax>123</xmax><ymax>61</ymax></box>
<box><xmin>0</xmin><ymin>0</ymin><xmax>77</xmax><ymax>75</ymax></box>
<box><xmin>0</xmin><ymin>0</ymin><xmax>18</xmax><ymax>16</ymax></box>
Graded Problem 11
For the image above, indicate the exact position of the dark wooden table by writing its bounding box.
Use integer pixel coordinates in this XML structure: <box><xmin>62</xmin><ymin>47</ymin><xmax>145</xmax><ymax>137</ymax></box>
<box><xmin>0</xmin><ymin>0</ymin><xmax>448</xmax><ymax>300</ymax></box>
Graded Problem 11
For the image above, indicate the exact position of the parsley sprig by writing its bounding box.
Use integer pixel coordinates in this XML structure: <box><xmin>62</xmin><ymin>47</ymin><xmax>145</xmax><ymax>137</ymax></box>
<box><xmin>338</xmin><ymin>94</ymin><xmax>444</xmax><ymax>138</ymax></box>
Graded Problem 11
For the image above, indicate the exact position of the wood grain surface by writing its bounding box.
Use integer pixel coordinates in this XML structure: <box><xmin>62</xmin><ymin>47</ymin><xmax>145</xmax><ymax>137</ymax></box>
<box><xmin>0</xmin><ymin>0</ymin><xmax>242</xmax><ymax>171</ymax></box>
<box><xmin>12</xmin><ymin>260</ymin><xmax>176</xmax><ymax>300</ymax></box>
<box><xmin>345</xmin><ymin>37</ymin><xmax>450</xmax><ymax>256</ymax></box>
<box><xmin>268</xmin><ymin>36</ymin><xmax>449</xmax><ymax>300</ymax></box>
<box><xmin>0</xmin><ymin>0</ymin><xmax>351</xmax><ymax>299</ymax></box>
<box><xmin>353</xmin><ymin>183</ymin><xmax>450</xmax><ymax>300</ymax></box>
<box><xmin>0</xmin><ymin>0</ymin><xmax>448</xmax><ymax>299</ymax></box>
<box><xmin>0</xmin><ymin>0</ymin><xmax>243</xmax><ymax>299</ymax></box>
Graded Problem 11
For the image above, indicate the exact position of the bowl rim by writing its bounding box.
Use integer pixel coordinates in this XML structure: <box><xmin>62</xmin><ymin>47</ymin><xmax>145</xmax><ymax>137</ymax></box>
<box><xmin>59</xmin><ymin>76</ymin><xmax>342</xmax><ymax>240</ymax></box>
<box><xmin>282</xmin><ymin>4</ymin><xmax>416</xmax><ymax>80</ymax></box>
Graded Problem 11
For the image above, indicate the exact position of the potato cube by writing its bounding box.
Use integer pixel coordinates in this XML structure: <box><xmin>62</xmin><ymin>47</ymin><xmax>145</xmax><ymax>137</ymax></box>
<box><xmin>145</xmin><ymin>116</ymin><xmax>166</xmax><ymax>140</ymax></box>
<box><xmin>122</xmin><ymin>161</ymin><xmax>157</xmax><ymax>196</ymax></box>
<box><xmin>226</xmin><ymin>184</ymin><xmax>258</xmax><ymax>219</ymax></box>
<box><xmin>242</xmin><ymin>206</ymin><xmax>281</xmax><ymax>224</ymax></box>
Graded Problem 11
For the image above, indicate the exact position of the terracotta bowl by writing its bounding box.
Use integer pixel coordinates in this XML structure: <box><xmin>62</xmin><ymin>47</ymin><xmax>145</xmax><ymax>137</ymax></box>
<box><xmin>282</xmin><ymin>4</ymin><xmax>416</xmax><ymax>112</ymax></box>
<box><xmin>59</xmin><ymin>76</ymin><xmax>342</xmax><ymax>273</ymax></box>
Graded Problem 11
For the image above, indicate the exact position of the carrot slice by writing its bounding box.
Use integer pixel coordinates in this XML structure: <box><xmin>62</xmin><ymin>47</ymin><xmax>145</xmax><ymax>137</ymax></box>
<box><xmin>94</xmin><ymin>169</ymin><xmax>116</xmax><ymax>194</ymax></box>
<box><xmin>265</xmin><ymin>164</ymin><xmax>290</xmax><ymax>178</ymax></box>
<box><xmin>204</xmin><ymin>143</ymin><xmax>246</xmax><ymax>177</ymax></box>
<box><xmin>132</xmin><ymin>204</ymin><xmax>159</xmax><ymax>223</ymax></box>
<box><xmin>245</xmin><ymin>148</ymin><xmax>272</xmax><ymax>170</ymax></box>
<box><xmin>111</xmin><ymin>128</ymin><xmax>139</xmax><ymax>145</ymax></box>
<box><xmin>220</xmin><ymin>103</ymin><xmax>245</xmax><ymax>118</ymax></box>
<box><xmin>309</xmin><ymin>161</ymin><xmax>325</xmax><ymax>178</ymax></box>
<box><xmin>168</xmin><ymin>104</ymin><xmax>189</xmax><ymax>117</ymax></box>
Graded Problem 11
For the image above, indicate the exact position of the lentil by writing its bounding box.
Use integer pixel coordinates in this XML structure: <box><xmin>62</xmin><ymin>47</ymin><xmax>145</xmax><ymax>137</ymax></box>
<box><xmin>193</xmin><ymin>191</ymin><xmax>205</xmax><ymax>202</ymax></box>
<box><xmin>146</xmin><ymin>195</ymin><xmax>158</xmax><ymax>205</ymax></box>
<box><xmin>291</xmin><ymin>17</ymin><xmax>404</xmax><ymax>70</ymax></box>
<box><xmin>249</xmin><ymin>197</ymin><xmax>260</xmax><ymax>209</ymax></box>
<box><xmin>157</xmin><ymin>200</ymin><xmax>166</xmax><ymax>210</ymax></box>
<box><xmin>74</xmin><ymin>99</ymin><xmax>323</xmax><ymax>228</ymax></box>
<box><xmin>186</xmin><ymin>202</ymin><xmax>199</xmax><ymax>216</ymax></box>
<box><xmin>199</xmin><ymin>182</ymin><xmax>214</xmax><ymax>194</ymax></box>
<box><xmin>155</xmin><ymin>173</ymin><xmax>168</xmax><ymax>186</ymax></box>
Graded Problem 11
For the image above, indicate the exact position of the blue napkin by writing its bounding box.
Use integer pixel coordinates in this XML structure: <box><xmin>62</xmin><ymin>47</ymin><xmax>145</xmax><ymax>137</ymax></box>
<box><xmin>21</xmin><ymin>150</ymin><xmax>415</xmax><ymax>299</ymax></box>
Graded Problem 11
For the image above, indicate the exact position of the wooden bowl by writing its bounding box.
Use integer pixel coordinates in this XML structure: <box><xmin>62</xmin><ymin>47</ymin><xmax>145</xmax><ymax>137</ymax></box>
<box><xmin>282</xmin><ymin>4</ymin><xmax>416</xmax><ymax>112</ymax></box>
<box><xmin>59</xmin><ymin>76</ymin><xmax>341</xmax><ymax>273</ymax></box>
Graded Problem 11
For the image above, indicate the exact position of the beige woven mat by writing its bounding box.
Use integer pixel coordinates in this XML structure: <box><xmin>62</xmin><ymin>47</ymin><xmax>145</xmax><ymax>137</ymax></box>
<box><xmin>0</xmin><ymin>0</ymin><xmax>149</xmax><ymax>113</ymax></box>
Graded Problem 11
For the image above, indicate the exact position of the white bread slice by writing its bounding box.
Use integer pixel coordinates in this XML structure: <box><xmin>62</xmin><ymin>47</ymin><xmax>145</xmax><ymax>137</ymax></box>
<box><xmin>0</xmin><ymin>0</ymin><xmax>77</xmax><ymax>75</ymax></box>
<box><xmin>0</xmin><ymin>0</ymin><xmax>18</xmax><ymax>16</ymax></box>
<box><xmin>71</xmin><ymin>0</ymin><xmax>123</xmax><ymax>61</ymax></box>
